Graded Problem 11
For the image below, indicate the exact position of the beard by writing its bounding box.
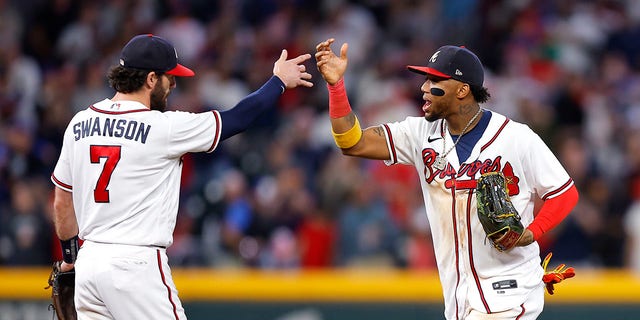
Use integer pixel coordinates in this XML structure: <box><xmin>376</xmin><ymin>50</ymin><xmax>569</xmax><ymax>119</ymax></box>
<box><xmin>424</xmin><ymin>113</ymin><xmax>440</xmax><ymax>122</ymax></box>
<box><xmin>424</xmin><ymin>99</ymin><xmax>452</xmax><ymax>122</ymax></box>
<box><xmin>150</xmin><ymin>84</ymin><xmax>167</xmax><ymax>111</ymax></box>
<box><xmin>424</xmin><ymin>108</ymin><xmax>445</xmax><ymax>122</ymax></box>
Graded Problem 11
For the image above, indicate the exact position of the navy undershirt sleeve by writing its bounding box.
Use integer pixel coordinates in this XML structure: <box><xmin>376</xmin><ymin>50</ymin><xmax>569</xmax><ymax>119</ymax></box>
<box><xmin>219</xmin><ymin>76</ymin><xmax>285</xmax><ymax>140</ymax></box>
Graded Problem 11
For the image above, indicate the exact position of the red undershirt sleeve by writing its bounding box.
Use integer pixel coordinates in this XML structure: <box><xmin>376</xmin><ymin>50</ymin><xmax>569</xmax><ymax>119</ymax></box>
<box><xmin>527</xmin><ymin>185</ymin><xmax>579</xmax><ymax>240</ymax></box>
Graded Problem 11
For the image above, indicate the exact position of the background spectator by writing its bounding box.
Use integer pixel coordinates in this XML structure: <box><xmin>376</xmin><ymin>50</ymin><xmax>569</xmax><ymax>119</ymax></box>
<box><xmin>1</xmin><ymin>0</ymin><xmax>639</xmax><ymax>271</ymax></box>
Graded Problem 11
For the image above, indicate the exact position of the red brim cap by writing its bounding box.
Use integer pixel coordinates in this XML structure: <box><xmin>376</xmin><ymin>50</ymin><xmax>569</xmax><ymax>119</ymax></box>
<box><xmin>166</xmin><ymin>63</ymin><xmax>195</xmax><ymax>77</ymax></box>
<box><xmin>406</xmin><ymin>65</ymin><xmax>451</xmax><ymax>79</ymax></box>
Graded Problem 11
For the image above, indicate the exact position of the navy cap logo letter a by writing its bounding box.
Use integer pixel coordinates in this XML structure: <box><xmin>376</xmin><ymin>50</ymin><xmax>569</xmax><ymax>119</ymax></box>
<box><xmin>430</xmin><ymin>51</ymin><xmax>440</xmax><ymax>63</ymax></box>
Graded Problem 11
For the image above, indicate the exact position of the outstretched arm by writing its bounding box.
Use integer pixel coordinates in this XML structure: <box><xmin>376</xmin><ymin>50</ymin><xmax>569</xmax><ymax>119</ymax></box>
<box><xmin>315</xmin><ymin>38</ymin><xmax>390</xmax><ymax>160</ymax></box>
<box><xmin>219</xmin><ymin>50</ymin><xmax>313</xmax><ymax>140</ymax></box>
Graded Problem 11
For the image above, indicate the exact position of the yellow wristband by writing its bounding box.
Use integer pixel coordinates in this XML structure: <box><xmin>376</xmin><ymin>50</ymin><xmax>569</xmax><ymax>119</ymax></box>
<box><xmin>332</xmin><ymin>117</ymin><xmax>362</xmax><ymax>149</ymax></box>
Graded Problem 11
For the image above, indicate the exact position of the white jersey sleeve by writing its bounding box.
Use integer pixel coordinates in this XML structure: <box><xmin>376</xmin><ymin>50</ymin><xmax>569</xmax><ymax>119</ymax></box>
<box><xmin>165</xmin><ymin>110</ymin><xmax>222</xmax><ymax>157</ymax></box>
<box><xmin>517</xmin><ymin>124</ymin><xmax>573</xmax><ymax>199</ymax></box>
<box><xmin>381</xmin><ymin>116</ymin><xmax>434</xmax><ymax>166</ymax></box>
<box><xmin>50</xmin><ymin>113</ymin><xmax>78</xmax><ymax>192</ymax></box>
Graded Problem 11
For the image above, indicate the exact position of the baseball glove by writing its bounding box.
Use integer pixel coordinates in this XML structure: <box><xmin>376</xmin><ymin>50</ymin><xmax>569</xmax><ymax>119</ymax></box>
<box><xmin>46</xmin><ymin>261</ymin><xmax>77</xmax><ymax>320</ymax></box>
<box><xmin>475</xmin><ymin>171</ymin><xmax>524</xmax><ymax>252</ymax></box>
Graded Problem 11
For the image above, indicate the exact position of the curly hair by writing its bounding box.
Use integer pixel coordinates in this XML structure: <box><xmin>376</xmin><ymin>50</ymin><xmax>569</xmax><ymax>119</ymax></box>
<box><xmin>471</xmin><ymin>85</ymin><xmax>491</xmax><ymax>104</ymax></box>
<box><xmin>107</xmin><ymin>66</ymin><xmax>151</xmax><ymax>93</ymax></box>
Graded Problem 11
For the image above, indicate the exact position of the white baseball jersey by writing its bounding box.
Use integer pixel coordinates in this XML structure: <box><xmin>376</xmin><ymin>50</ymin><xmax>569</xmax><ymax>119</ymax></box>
<box><xmin>51</xmin><ymin>98</ymin><xmax>221</xmax><ymax>248</ymax></box>
<box><xmin>381</xmin><ymin>111</ymin><xmax>573</xmax><ymax>320</ymax></box>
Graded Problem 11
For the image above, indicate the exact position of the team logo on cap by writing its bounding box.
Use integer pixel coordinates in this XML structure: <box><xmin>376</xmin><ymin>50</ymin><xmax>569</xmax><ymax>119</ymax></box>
<box><xmin>429</xmin><ymin>51</ymin><xmax>440</xmax><ymax>63</ymax></box>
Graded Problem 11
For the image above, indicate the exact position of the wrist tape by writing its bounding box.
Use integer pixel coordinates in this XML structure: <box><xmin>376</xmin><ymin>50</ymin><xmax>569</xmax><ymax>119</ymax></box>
<box><xmin>60</xmin><ymin>235</ymin><xmax>79</xmax><ymax>264</ymax></box>
<box><xmin>328</xmin><ymin>78</ymin><xmax>352</xmax><ymax>119</ymax></box>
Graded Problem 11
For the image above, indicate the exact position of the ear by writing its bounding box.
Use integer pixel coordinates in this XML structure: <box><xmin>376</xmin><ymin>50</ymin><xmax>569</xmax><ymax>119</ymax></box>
<box><xmin>145</xmin><ymin>72</ymin><xmax>160</xmax><ymax>89</ymax></box>
<box><xmin>456</xmin><ymin>83</ymin><xmax>471</xmax><ymax>99</ymax></box>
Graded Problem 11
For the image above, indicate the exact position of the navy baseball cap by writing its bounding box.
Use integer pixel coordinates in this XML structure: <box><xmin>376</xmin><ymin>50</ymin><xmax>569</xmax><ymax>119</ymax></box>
<box><xmin>119</xmin><ymin>34</ymin><xmax>194</xmax><ymax>77</ymax></box>
<box><xmin>407</xmin><ymin>45</ymin><xmax>483</xmax><ymax>87</ymax></box>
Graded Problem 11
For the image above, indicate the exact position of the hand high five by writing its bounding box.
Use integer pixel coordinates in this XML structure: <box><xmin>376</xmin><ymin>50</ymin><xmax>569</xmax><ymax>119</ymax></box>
<box><xmin>273</xmin><ymin>50</ymin><xmax>314</xmax><ymax>89</ymax></box>
<box><xmin>315</xmin><ymin>38</ymin><xmax>348</xmax><ymax>85</ymax></box>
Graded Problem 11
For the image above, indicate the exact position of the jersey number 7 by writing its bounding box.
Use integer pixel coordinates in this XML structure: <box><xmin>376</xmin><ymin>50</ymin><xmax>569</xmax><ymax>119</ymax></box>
<box><xmin>90</xmin><ymin>145</ymin><xmax>121</xmax><ymax>203</ymax></box>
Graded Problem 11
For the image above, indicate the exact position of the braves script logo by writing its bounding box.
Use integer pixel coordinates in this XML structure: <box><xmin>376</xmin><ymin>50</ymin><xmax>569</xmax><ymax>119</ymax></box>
<box><xmin>422</xmin><ymin>148</ymin><xmax>520</xmax><ymax>195</ymax></box>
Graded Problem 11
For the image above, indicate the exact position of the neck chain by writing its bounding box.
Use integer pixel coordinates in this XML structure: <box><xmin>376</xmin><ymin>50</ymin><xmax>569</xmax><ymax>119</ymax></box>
<box><xmin>433</xmin><ymin>108</ymin><xmax>483</xmax><ymax>170</ymax></box>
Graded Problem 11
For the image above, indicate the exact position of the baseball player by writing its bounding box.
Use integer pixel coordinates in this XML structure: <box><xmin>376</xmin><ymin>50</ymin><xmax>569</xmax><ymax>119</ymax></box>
<box><xmin>315</xmin><ymin>38</ymin><xmax>579</xmax><ymax>319</ymax></box>
<box><xmin>51</xmin><ymin>34</ymin><xmax>312</xmax><ymax>319</ymax></box>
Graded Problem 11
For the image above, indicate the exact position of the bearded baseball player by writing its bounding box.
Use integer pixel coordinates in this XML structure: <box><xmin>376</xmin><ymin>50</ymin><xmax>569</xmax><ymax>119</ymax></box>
<box><xmin>315</xmin><ymin>38</ymin><xmax>579</xmax><ymax>319</ymax></box>
<box><xmin>51</xmin><ymin>34</ymin><xmax>312</xmax><ymax>319</ymax></box>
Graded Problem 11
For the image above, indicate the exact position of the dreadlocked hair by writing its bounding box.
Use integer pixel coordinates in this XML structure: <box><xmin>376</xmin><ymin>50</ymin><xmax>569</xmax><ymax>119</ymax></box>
<box><xmin>471</xmin><ymin>85</ymin><xmax>491</xmax><ymax>104</ymax></box>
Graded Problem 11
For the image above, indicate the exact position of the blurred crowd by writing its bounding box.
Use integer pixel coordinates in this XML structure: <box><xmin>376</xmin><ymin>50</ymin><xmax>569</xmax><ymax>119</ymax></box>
<box><xmin>1</xmin><ymin>0</ymin><xmax>640</xmax><ymax>271</ymax></box>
